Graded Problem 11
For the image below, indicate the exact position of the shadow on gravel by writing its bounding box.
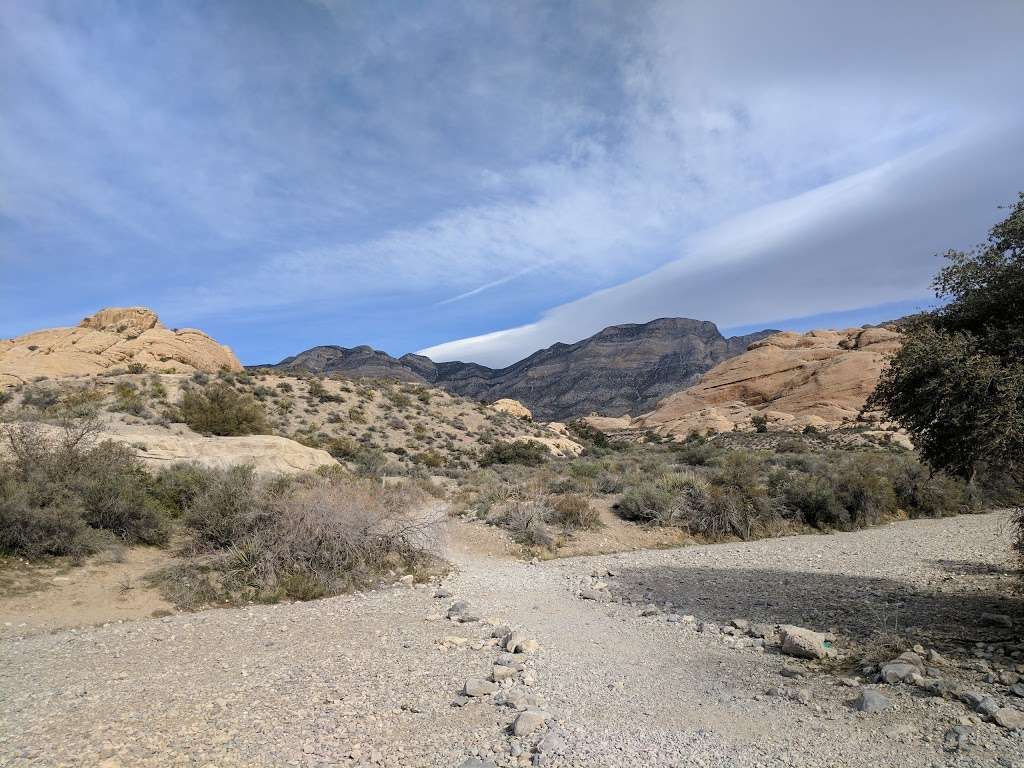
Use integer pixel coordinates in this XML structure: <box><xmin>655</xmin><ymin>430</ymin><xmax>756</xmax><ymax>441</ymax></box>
<box><xmin>614</xmin><ymin>565</ymin><xmax>1024</xmax><ymax>649</ymax></box>
<box><xmin>928</xmin><ymin>559</ymin><xmax>1018</xmax><ymax>577</ymax></box>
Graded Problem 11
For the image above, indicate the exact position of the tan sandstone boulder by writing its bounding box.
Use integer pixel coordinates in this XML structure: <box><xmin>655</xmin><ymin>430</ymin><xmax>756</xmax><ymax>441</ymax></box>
<box><xmin>2</xmin><ymin>423</ymin><xmax>336</xmax><ymax>475</ymax></box>
<box><xmin>0</xmin><ymin>307</ymin><xmax>242</xmax><ymax>388</ymax></box>
<box><xmin>490</xmin><ymin>398</ymin><xmax>533</xmax><ymax>420</ymax></box>
<box><xmin>629</xmin><ymin>327</ymin><xmax>902</xmax><ymax>438</ymax></box>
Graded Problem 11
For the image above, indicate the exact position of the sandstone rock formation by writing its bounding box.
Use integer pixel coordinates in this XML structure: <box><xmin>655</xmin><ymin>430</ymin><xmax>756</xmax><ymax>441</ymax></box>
<box><xmin>105</xmin><ymin>425</ymin><xmax>336</xmax><ymax>474</ymax></box>
<box><xmin>267</xmin><ymin>318</ymin><xmax>777</xmax><ymax>421</ymax></box>
<box><xmin>0</xmin><ymin>308</ymin><xmax>242</xmax><ymax>387</ymax></box>
<box><xmin>616</xmin><ymin>327</ymin><xmax>902</xmax><ymax>438</ymax></box>
<box><xmin>4</xmin><ymin>423</ymin><xmax>336</xmax><ymax>475</ymax></box>
<box><xmin>490</xmin><ymin>398</ymin><xmax>532</xmax><ymax>420</ymax></box>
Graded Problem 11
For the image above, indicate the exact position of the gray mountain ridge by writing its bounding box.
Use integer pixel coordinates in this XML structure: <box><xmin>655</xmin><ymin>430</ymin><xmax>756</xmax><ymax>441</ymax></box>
<box><xmin>261</xmin><ymin>317</ymin><xmax>778</xmax><ymax>421</ymax></box>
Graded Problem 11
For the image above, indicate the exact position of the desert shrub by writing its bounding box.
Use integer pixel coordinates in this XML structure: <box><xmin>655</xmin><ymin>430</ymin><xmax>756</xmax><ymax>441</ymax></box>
<box><xmin>670</xmin><ymin>439</ymin><xmax>717</xmax><ymax>466</ymax></box>
<box><xmin>21</xmin><ymin>385</ymin><xmax>59</xmax><ymax>410</ymax></box>
<box><xmin>176</xmin><ymin>383</ymin><xmax>269</xmax><ymax>436</ymax></box>
<box><xmin>752</xmin><ymin>414</ymin><xmax>768</xmax><ymax>433</ymax></box>
<box><xmin>0</xmin><ymin>419</ymin><xmax>168</xmax><ymax>557</ymax></box>
<box><xmin>184</xmin><ymin>465</ymin><xmax>268</xmax><ymax>551</ymax></box>
<box><xmin>127</xmin><ymin>362</ymin><xmax>147</xmax><ymax>374</ymax></box>
<box><xmin>415</xmin><ymin>450</ymin><xmax>445</xmax><ymax>469</ymax></box>
<box><xmin>490</xmin><ymin>498</ymin><xmax>554</xmax><ymax>549</ymax></box>
<box><xmin>112</xmin><ymin>382</ymin><xmax>148</xmax><ymax>416</ymax></box>
<box><xmin>74</xmin><ymin>441</ymin><xmax>167</xmax><ymax>541</ymax></box>
<box><xmin>387</xmin><ymin>390</ymin><xmax>412</xmax><ymax>408</ymax></box>
<box><xmin>0</xmin><ymin>471</ymin><xmax>94</xmax><ymax>558</ymax></box>
<box><xmin>549</xmin><ymin>493</ymin><xmax>601</xmax><ymax>530</ymax></box>
<box><xmin>888</xmin><ymin>457</ymin><xmax>969</xmax><ymax>517</ymax></box>
<box><xmin>352</xmin><ymin>445</ymin><xmax>388</xmax><ymax>477</ymax></box>
<box><xmin>595</xmin><ymin>471</ymin><xmax>625</xmax><ymax>494</ymax></box>
<box><xmin>616</xmin><ymin>482</ymin><xmax>675</xmax><ymax>523</ymax></box>
<box><xmin>174</xmin><ymin>473</ymin><xmax>440</xmax><ymax>602</ymax></box>
<box><xmin>566</xmin><ymin>420</ymin><xmax>612</xmax><ymax>451</ymax></box>
<box><xmin>0</xmin><ymin>390</ymin><xmax>12</xmax><ymax>407</ymax></box>
<box><xmin>779</xmin><ymin>471</ymin><xmax>845</xmax><ymax>528</ymax></box>
<box><xmin>831</xmin><ymin>454</ymin><xmax>898</xmax><ymax>527</ymax></box>
<box><xmin>802</xmin><ymin>424</ymin><xmax>820</xmax><ymax>435</ymax></box>
<box><xmin>149</xmin><ymin>462</ymin><xmax>215</xmax><ymax>518</ymax></box>
<box><xmin>479</xmin><ymin>440</ymin><xmax>549</xmax><ymax>467</ymax></box>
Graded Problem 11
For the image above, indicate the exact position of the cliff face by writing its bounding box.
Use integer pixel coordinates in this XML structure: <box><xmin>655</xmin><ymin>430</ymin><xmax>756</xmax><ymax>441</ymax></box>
<box><xmin>268</xmin><ymin>318</ymin><xmax>777</xmax><ymax>421</ymax></box>
<box><xmin>0</xmin><ymin>307</ymin><xmax>242</xmax><ymax>387</ymax></box>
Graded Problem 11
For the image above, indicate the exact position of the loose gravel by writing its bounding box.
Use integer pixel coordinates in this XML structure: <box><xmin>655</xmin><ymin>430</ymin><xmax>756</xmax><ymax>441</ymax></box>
<box><xmin>3</xmin><ymin>511</ymin><xmax>1023</xmax><ymax>767</ymax></box>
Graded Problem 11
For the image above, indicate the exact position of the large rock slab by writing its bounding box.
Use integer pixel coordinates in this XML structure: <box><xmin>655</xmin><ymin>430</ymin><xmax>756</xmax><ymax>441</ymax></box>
<box><xmin>1</xmin><ymin>423</ymin><xmax>336</xmax><ymax>475</ymax></box>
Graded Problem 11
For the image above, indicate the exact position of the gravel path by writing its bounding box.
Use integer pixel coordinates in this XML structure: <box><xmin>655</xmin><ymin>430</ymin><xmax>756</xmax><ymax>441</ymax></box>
<box><xmin>3</xmin><ymin>511</ymin><xmax>1023</xmax><ymax>767</ymax></box>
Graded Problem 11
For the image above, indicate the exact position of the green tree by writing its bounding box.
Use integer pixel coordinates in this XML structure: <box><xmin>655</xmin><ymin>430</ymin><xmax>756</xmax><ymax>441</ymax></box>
<box><xmin>869</xmin><ymin>194</ymin><xmax>1024</xmax><ymax>485</ymax></box>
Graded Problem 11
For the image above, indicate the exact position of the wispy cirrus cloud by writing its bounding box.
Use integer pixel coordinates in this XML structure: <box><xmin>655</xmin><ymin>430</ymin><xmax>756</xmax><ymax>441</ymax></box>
<box><xmin>2</xmin><ymin>1</ymin><xmax>1022</xmax><ymax>365</ymax></box>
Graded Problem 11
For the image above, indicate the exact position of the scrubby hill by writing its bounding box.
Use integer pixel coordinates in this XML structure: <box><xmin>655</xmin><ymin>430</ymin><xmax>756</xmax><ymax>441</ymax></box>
<box><xmin>0</xmin><ymin>307</ymin><xmax>242</xmax><ymax>388</ymax></box>
<box><xmin>1</xmin><ymin>369</ymin><xmax>580</xmax><ymax>475</ymax></box>
<box><xmin>269</xmin><ymin>317</ymin><xmax>777</xmax><ymax>420</ymax></box>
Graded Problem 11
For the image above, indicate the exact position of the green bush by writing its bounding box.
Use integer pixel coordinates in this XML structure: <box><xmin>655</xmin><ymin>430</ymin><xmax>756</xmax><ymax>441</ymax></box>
<box><xmin>479</xmin><ymin>440</ymin><xmax>549</xmax><ymax>467</ymax></box>
<box><xmin>617</xmin><ymin>483</ymin><xmax>675</xmax><ymax>523</ymax></box>
<box><xmin>149</xmin><ymin>462</ymin><xmax>215</xmax><ymax>517</ymax></box>
<box><xmin>184</xmin><ymin>465</ymin><xmax>267</xmax><ymax>551</ymax></box>
<box><xmin>176</xmin><ymin>383</ymin><xmax>269</xmax><ymax>436</ymax></box>
<box><xmin>0</xmin><ymin>420</ymin><xmax>169</xmax><ymax>558</ymax></box>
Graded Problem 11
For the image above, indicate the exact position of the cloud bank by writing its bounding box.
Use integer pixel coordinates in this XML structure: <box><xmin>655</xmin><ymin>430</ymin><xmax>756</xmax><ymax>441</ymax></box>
<box><xmin>2</xmin><ymin>1</ymin><xmax>1022</xmax><ymax>364</ymax></box>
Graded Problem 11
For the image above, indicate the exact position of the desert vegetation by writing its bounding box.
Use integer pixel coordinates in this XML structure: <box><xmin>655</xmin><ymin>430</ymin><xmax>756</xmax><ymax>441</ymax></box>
<box><xmin>0</xmin><ymin>396</ymin><xmax>444</xmax><ymax>606</ymax></box>
<box><xmin>869</xmin><ymin>193</ymin><xmax>1024</xmax><ymax>559</ymax></box>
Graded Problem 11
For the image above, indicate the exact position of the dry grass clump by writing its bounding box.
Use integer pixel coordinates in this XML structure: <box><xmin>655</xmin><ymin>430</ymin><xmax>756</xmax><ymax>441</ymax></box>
<box><xmin>153</xmin><ymin>468</ymin><xmax>444</xmax><ymax>606</ymax></box>
<box><xmin>548</xmin><ymin>493</ymin><xmax>602</xmax><ymax>530</ymax></box>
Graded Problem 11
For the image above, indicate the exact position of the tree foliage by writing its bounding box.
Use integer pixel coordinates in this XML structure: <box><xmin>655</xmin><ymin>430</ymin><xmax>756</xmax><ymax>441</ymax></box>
<box><xmin>869</xmin><ymin>193</ymin><xmax>1024</xmax><ymax>482</ymax></box>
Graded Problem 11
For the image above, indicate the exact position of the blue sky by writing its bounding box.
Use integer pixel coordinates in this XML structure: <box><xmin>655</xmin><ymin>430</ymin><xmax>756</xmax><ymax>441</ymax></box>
<box><xmin>2</xmin><ymin>1</ymin><xmax>1022</xmax><ymax>367</ymax></box>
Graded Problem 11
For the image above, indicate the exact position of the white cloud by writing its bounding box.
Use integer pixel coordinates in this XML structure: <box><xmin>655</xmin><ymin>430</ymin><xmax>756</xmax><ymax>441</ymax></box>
<box><xmin>421</xmin><ymin>122</ymin><xmax>1024</xmax><ymax>366</ymax></box>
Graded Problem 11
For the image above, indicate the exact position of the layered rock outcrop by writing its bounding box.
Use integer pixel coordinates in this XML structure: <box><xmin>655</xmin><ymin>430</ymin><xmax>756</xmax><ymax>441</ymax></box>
<box><xmin>0</xmin><ymin>308</ymin><xmax>242</xmax><ymax>387</ymax></box>
<box><xmin>613</xmin><ymin>327</ymin><xmax>902</xmax><ymax>438</ymax></box>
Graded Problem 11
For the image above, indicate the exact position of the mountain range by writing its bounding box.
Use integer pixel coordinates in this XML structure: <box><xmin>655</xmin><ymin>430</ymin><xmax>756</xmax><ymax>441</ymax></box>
<box><xmin>265</xmin><ymin>318</ymin><xmax>777</xmax><ymax>421</ymax></box>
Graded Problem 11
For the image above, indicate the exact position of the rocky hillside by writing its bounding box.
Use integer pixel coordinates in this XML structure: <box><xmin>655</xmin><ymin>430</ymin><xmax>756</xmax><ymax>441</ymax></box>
<box><xmin>1</xmin><ymin>370</ymin><xmax>580</xmax><ymax>474</ymax></box>
<box><xmin>268</xmin><ymin>318</ymin><xmax>777</xmax><ymax>421</ymax></box>
<box><xmin>0</xmin><ymin>307</ymin><xmax>242</xmax><ymax>388</ymax></box>
<box><xmin>589</xmin><ymin>327</ymin><xmax>903</xmax><ymax>439</ymax></box>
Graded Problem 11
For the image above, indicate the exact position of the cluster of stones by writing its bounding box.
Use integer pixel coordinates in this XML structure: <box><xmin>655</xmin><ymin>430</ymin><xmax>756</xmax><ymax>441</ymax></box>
<box><xmin>578</xmin><ymin>569</ymin><xmax>1024</xmax><ymax>752</ymax></box>
<box><xmin>437</xmin><ymin>593</ymin><xmax>563</xmax><ymax>767</ymax></box>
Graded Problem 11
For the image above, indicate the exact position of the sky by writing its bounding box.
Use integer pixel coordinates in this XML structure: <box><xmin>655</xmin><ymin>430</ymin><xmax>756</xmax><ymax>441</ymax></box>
<box><xmin>2</xmin><ymin>1</ymin><xmax>1022</xmax><ymax>368</ymax></box>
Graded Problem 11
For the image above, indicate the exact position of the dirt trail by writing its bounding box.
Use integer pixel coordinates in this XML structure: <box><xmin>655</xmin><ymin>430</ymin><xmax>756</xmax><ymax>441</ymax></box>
<box><xmin>0</xmin><ymin>547</ymin><xmax>174</xmax><ymax>638</ymax></box>
<box><xmin>2</xmin><ymin>512</ymin><xmax>1022</xmax><ymax>767</ymax></box>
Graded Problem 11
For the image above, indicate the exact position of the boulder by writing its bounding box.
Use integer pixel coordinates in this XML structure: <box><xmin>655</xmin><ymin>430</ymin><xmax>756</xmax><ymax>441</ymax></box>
<box><xmin>879</xmin><ymin>662</ymin><xmax>919</xmax><ymax>684</ymax></box>
<box><xmin>490</xmin><ymin>398</ymin><xmax>533</xmax><ymax>420</ymax></box>
<box><xmin>994</xmin><ymin>707</ymin><xmax>1024</xmax><ymax>729</ymax></box>
<box><xmin>463</xmin><ymin>679</ymin><xmax>498</xmax><ymax>697</ymax></box>
<box><xmin>512</xmin><ymin>708</ymin><xmax>550</xmax><ymax>737</ymax></box>
<box><xmin>780</xmin><ymin>626</ymin><xmax>827</xmax><ymax>660</ymax></box>
<box><xmin>854</xmin><ymin>689</ymin><xmax>892</xmax><ymax>713</ymax></box>
<box><xmin>1</xmin><ymin>422</ymin><xmax>336</xmax><ymax>475</ymax></box>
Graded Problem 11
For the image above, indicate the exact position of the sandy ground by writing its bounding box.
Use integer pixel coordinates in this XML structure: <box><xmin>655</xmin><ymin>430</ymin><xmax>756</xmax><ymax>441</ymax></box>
<box><xmin>0</xmin><ymin>547</ymin><xmax>174</xmax><ymax>638</ymax></box>
<box><xmin>2</xmin><ymin>512</ymin><xmax>1023</xmax><ymax>767</ymax></box>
